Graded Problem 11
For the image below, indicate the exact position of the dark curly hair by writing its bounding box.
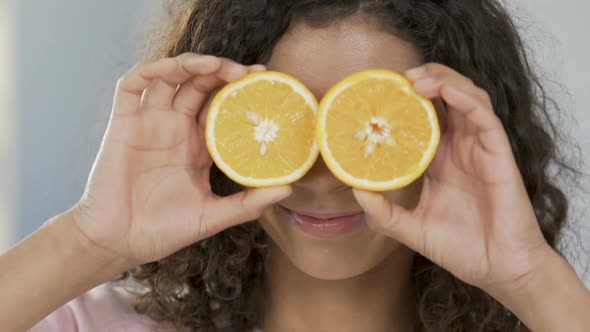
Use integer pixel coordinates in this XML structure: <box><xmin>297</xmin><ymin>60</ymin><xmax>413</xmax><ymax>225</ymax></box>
<box><xmin>118</xmin><ymin>1</ymin><xmax>578</xmax><ymax>331</ymax></box>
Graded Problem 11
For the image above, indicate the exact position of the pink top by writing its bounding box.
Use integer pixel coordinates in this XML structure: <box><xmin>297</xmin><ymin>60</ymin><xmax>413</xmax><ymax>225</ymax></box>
<box><xmin>29</xmin><ymin>283</ymin><xmax>263</xmax><ymax>332</ymax></box>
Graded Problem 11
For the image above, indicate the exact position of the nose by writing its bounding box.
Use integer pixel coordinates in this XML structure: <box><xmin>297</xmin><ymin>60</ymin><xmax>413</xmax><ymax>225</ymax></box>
<box><xmin>293</xmin><ymin>156</ymin><xmax>350</xmax><ymax>194</ymax></box>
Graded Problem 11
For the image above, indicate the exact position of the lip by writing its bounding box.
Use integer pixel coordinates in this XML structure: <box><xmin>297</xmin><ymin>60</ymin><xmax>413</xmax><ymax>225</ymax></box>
<box><xmin>292</xmin><ymin>210</ymin><xmax>364</xmax><ymax>219</ymax></box>
<box><xmin>278</xmin><ymin>205</ymin><xmax>366</xmax><ymax>238</ymax></box>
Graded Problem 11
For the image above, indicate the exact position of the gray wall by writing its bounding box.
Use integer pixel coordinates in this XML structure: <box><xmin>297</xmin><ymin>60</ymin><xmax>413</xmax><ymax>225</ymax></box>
<box><xmin>0</xmin><ymin>0</ymin><xmax>17</xmax><ymax>251</ymax></box>
<box><xmin>13</xmin><ymin>0</ymin><xmax>160</xmax><ymax>239</ymax></box>
<box><xmin>510</xmin><ymin>1</ymin><xmax>590</xmax><ymax>282</ymax></box>
<box><xmin>6</xmin><ymin>1</ymin><xmax>589</xmax><ymax>283</ymax></box>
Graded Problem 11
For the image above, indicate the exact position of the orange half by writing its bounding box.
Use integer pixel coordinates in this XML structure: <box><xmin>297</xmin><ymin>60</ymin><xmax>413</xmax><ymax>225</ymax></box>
<box><xmin>317</xmin><ymin>69</ymin><xmax>440</xmax><ymax>191</ymax></box>
<box><xmin>206</xmin><ymin>71</ymin><xmax>319</xmax><ymax>187</ymax></box>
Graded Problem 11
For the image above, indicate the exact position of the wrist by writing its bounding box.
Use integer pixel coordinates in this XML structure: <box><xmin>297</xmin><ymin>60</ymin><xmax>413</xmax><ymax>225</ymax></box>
<box><xmin>0</xmin><ymin>210</ymin><xmax>130</xmax><ymax>331</ymax></box>
<box><xmin>488</xmin><ymin>247</ymin><xmax>590</xmax><ymax>331</ymax></box>
<box><xmin>55</xmin><ymin>208</ymin><xmax>131</xmax><ymax>278</ymax></box>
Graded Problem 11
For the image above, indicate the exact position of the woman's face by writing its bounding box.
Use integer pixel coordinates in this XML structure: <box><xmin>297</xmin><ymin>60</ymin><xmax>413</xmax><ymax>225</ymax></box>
<box><xmin>258</xmin><ymin>15</ymin><xmax>425</xmax><ymax>280</ymax></box>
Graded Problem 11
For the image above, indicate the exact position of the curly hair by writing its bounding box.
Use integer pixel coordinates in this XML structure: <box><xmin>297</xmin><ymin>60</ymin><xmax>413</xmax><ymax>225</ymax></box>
<box><xmin>119</xmin><ymin>1</ymin><xmax>577</xmax><ymax>331</ymax></box>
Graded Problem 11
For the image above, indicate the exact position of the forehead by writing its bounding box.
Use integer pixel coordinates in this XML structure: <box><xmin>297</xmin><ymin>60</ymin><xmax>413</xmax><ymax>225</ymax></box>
<box><xmin>266</xmin><ymin>14</ymin><xmax>423</xmax><ymax>98</ymax></box>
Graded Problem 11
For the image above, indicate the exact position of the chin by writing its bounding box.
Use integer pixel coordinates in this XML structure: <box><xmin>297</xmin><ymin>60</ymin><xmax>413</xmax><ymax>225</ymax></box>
<box><xmin>258</xmin><ymin>204</ymin><xmax>405</xmax><ymax>281</ymax></box>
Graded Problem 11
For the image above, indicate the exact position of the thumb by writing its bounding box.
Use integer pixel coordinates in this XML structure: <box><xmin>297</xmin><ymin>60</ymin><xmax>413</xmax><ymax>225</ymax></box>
<box><xmin>202</xmin><ymin>185</ymin><xmax>292</xmax><ymax>237</ymax></box>
<box><xmin>353</xmin><ymin>189</ymin><xmax>424</xmax><ymax>254</ymax></box>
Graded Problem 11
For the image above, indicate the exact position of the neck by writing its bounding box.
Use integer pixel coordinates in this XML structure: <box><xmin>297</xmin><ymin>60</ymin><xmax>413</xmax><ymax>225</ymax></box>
<box><xmin>262</xmin><ymin>243</ymin><xmax>416</xmax><ymax>332</ymax></box>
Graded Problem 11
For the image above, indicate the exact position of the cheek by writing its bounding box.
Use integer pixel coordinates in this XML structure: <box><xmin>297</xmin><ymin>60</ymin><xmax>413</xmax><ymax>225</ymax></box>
<box><xmin>257</xmin><ymin>206</ymin><xmax>288</xmax><ymax>247</ymax></box>
<box><xmin>383</xmin><ymin>176</ymin><xmax>423</xmax><ymax>209</ymax></box>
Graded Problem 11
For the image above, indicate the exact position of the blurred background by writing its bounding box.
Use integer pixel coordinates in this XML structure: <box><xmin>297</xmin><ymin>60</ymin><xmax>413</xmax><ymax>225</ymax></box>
<box><xmin>0</xmin><ymin>1</ymin><xmax>588</xmax><ymax>285</ymax></box>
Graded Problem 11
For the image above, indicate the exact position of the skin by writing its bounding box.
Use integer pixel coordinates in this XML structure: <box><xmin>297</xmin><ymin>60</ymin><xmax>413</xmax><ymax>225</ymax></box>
<box><xmin>1</xmin><ymin>12</ymin><xmax>589</xmax><ymax>332</ymax></box>
<box><xmin>260</xmin><ymin>16</ymin><xmax>422</xmax><ymax>331</ymax></box>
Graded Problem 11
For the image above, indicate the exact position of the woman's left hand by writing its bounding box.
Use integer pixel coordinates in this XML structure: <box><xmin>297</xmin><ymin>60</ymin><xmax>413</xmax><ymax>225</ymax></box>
<box><xmin>353</xmin><ymin>63</ymin><xmax>552</xmax><ymax>293</ymax></box>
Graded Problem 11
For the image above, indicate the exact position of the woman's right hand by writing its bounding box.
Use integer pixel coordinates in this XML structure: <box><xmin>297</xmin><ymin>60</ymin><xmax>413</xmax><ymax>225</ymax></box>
<box><xmin>72</xmin><ymin>53</ymin><xmax>292</xmax><ymax>269</ymax></box>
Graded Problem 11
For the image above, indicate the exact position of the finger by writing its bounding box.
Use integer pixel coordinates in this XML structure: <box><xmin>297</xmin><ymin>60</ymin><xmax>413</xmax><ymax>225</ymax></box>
<box><xmin>141</xmin><ymin>54</ymin><xmax>223</xmax><ymax>111</ymax></box>
<box><xmin>406</xmin><ymin>63</ymin><xmax>491</xmax><ymax>106</ymax></box>
<box><xmin>412</xmin><ymin>73</ymin><xmax>480</xmax><ymax>103</ymax></box>
<box><xmin>248</xmin><ymin>64</ymin><xmax>267</xmax><ymax>73</ymax></box>
<box><xmin>353</xmin><ymin>189</ymin><xmax>425</xmax><ymax>254</ymax></box>
<box><xmin>407</xmin><ymin>66</ymin><xmax>469</xmax><ymax>133</ymax></box>
<box><xmin>112</xmin><ymin>59</ymin><xmax>161</xmax><ymax>115</ymax></box>
<box><xmin>201</xmin><ymin>186</ymin><xmax>293</xmax><ymax>237</ymax></box>
<box><xmin>413</xmin><ymin>74</ymin><xmax>471</xmax><ymax>133</ymax></box>
<box><xmin>406</xmin><ymin>63</ymin><xmax>465</xmax><ymax>80</ymax></box>
<box><xmin>173</xmin><ymin>74</ymin><xmax>225</xmax><ymax>116</ymax></box>
<box><xmin>140</xmin><ymin>80</ymin><xmax>178</xmax><ymax>111</ymax></box>
<box><xmin>432</xmin><ymin>97</ymin><xmax>450</xmax><ymax>134</ymax></box>
<box><xmin>172</xmin><ymin>59</ymin><xmax>255</xmax><ymax>116</ymax></box>
<box><xmin>216</xmin><ymin>58</ymin><xmax>250</xmax><ymax>82</ymax></box>
<box><xmin>406</xmin><ymin>63</ymin><xmax>474</xmax><ymax>86</ymax></box>
<box><xmin>441</xmin><ymin>83</ymin><xmax>502</xmax><ymax>135</ymax></box>
<box><xmin>410</xmin><ymin>74</ymin><xmax>500</xmax><ymax>135</ymax></box>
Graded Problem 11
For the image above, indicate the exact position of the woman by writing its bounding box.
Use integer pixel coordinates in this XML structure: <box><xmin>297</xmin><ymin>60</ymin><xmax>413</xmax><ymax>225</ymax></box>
<box><xmin>3</xmin><ymin>1</ymin><xmax>590</xmax><ymax>331</ymax></box>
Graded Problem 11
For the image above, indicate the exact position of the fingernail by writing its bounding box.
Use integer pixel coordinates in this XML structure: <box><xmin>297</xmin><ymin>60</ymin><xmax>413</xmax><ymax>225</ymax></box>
<box><xmin>413</xmin><ymin>77</ymin><xmax>437</xmax><ymax>91</ymax></box>
<box><xmin>352</xmin><ymin>189</ymin><xmax>371</xmax><ymax>210</ymax></box>
<box><xmin>405</xmin><ymin>66</ymin><xmax>427</xmax><ymax>80</ymax></box>
<box><xmin>249</xmin><ymin>64</ymin><xmax>267</xmax><ymax>72</ymax></box>
<box><xmin>187</xmin><ymin>55</ymin><xmax>217</xmax><ymax>66</ymax></box>
<box><xmin>201</xmin><ymin>55</ymin><xmax>218</xmax><ymax>61</ymax></box>
<box><xmin>269</xmin><ymin>185</ymin><xmax>293</xmax><ymax>202</ymax></box>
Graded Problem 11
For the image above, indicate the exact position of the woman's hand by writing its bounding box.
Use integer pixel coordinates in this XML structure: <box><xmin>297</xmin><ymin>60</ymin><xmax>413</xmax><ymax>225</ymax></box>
<box><xmin>72</xmin><ymin>53</ymin><xmax>291</xmax><ymax>270</ymax></box>
<box><xmin>353</xmin><ymin>63</ymin><xmax>552</xmax><ymax>293</ymax></box>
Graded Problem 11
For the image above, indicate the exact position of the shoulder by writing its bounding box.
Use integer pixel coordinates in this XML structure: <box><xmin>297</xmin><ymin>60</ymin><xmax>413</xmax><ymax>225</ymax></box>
<box><xmin>29</xmin><ymin>282</ymin><xmax>175</xmax><ymax>332</ymax></box>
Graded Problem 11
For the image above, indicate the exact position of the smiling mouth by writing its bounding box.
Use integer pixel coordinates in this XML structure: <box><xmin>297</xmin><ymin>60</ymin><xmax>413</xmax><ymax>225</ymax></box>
<box><xmin>293</xmin><ymin>210</ymin><xmax>363</xmax><ymax>220</ymax></box>
<box><xmin>277</xmin><ymin>204</ymin><xmax>363</xmax><ymax>219</ymax></box>
<box><xmin>277</xmin><ymin>205</ymin><xmax>366</xmax><ymax>238</ymax></box>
